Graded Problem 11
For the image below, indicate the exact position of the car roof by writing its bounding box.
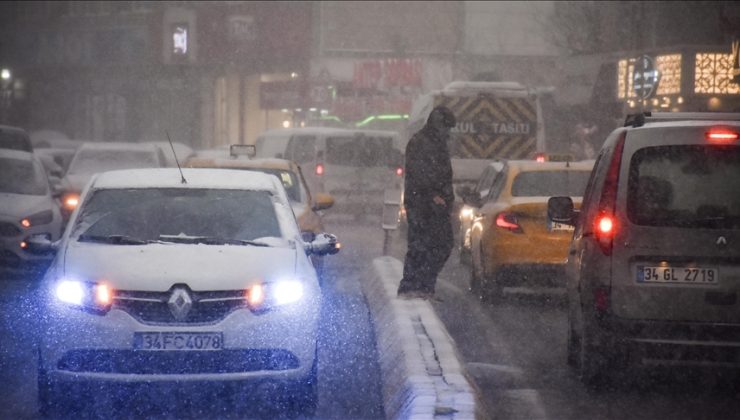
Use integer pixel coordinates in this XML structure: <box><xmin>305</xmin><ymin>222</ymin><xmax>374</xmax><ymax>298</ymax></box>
<box><xmin>505</xmin><ymin>159</ymin><xmax>595</xmax><ymax>172</ymax></box>
<box><xmin>0</xmin><ymin>125</ymin><xmax>29</xmax><ymax>135</ymax></box>
<box><xmin>91</xmin><ymin>168</ymin><xmax>285</xmax><ymax>192</ymax></box>
<box><xmin>631</xmin><ymin>120</ymin><xmax>740</xmax><ymax>130</ymax></box>
<box><xmin>77</xmin><ymin>141</ymin><xmax>160</xmax><ymax>151</ymax></box>
<box><xmin>0</xmin><ymin>148</ymin><xmax>36</xmax><ymax>161</ymax></box>
<box><xmin>185</xmin><ymin>157</ymin><xmax>297</xmax><ymax>171</ymax></box>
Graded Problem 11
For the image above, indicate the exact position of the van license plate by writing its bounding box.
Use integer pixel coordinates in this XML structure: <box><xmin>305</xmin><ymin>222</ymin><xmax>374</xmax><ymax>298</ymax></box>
<box><xmin>133</xmin><ymin>332</ymin><xmax>223</xmax><ymax>351</ymax></box>
<box><xmin>636</xmin><ymin>266</ymin><xmax>719</xmax><ymax>285</ymax></box>
<box><xmin>549</xmin><ymin>221</ymin><xmax>574</xmax><ymax>232</ymax></box>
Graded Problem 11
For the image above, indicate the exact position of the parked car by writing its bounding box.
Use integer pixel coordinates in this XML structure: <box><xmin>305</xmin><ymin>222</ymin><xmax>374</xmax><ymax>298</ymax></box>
<box><xmin>58</xmin><ymin>142</ymin><xmax>167</xmax><ymax>219</ymax></box>
<box><xmin>548</xmin><ymin>112</ymin><xmax>740</xmax><ymax>386</ymax></box>
<box><xmin>34</xmin><ymin>168</ymin><xmax>340</xmax><ymax>416</ymax></box>
<box><xmin>185</xmin><ymin>149</ymin><xmax>335</xmax><ymax>277</ymax></box>
<box><xmin>0</xmin><ymin>149</ymin><xmax>63</xmax><ymax>272</ymax></box>
<box><xmin>466</xmin><ymin>158</ymin><xmax>594</xmax><ymax>299</ymax></box>
<box><xmin>276</xmin><ymin>127</ymin><xmax>404</xmax><ymax>219</ymax></box>
<box><xmin>0</xmin><ymin>125</ymin><xmax>33</xmax><ymax>153</ymax></box>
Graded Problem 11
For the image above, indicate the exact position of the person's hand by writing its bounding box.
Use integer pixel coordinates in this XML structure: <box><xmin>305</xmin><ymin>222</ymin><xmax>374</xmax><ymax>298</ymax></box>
<box><xmin>433</xmin><ymin>195</ymin><xmax>446</xmax><ymax>206</ymax></box>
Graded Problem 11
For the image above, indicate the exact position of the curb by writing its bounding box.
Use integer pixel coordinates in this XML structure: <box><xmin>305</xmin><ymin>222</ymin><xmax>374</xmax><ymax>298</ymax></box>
<box><xmin>360</xmin><ymin>256</ymin><xmax>485</xmax><ymax>419</ymax></box>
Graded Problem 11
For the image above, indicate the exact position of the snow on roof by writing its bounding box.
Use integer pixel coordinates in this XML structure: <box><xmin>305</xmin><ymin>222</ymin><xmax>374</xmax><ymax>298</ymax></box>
<box><xmin>91</xmin><ymin>168</ymin><xmax>285</xmax><ymax>192</ymax></box>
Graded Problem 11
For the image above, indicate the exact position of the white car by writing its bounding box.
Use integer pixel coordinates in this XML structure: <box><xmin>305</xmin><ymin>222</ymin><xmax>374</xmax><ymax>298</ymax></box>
<box><xmin>35</xmin><ymin>168</ymin><xmax>339</xmax><ymax>416</ymax></box>
<box><xmin>0</xmin><ymin>149</ymin><xmax>63</xmax><ymax>272</ymax></box>
<box><xmin>59</xmin><ymin>142</ymin><xmax>168</xmax><ymax>218</ymax></box>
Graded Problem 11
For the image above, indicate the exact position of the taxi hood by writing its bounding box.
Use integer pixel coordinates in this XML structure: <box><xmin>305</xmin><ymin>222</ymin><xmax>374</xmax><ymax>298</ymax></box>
<box><xmin>61</xmin><ymin>241</ymin><xmax>299</xmax><ymax>292</ymax></box>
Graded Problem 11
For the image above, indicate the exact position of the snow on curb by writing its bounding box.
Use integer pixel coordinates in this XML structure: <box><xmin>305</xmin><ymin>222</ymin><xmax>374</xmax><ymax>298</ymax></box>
<box><xmin>361</xmin><ymin>256</ymin><xmax>485</xmax><ymax>419</ymax></box>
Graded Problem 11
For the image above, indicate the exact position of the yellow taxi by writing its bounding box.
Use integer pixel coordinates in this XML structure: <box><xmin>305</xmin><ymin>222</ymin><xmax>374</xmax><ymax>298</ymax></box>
<box><xmin>465</xmin><ymin>157</ymin><xmax>594</xmax><ymax>300</ymax></box>
<box><xmin>185</xmin><ymin>148</ymin><xmax>335</xmax><ymax>275</ymax></box>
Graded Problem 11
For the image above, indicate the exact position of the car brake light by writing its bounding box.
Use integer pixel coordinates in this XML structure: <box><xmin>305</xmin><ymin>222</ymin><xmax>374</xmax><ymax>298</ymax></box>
<box><xmin>315</xmin><ymin>163</ymin><xmax>324</xmax><ymax>176</ymax></box>
<box><xmin>395</xmin><ymin>167</ymin><xmax>403</xmax><ymax>176</ymax></box>
<box><xmin>706</xmin><ymin>128</ymin><xmax>738</xmax><ymax>143</ymax></box>
<box><xmin>495</xmin><ymin>212</ymin><xmax>523</xmax><ymax>233</ymax></box>
<box><xmin>593</xmin><ymin>132</ymin><xmax>626</xmax><ymax>255</ymax></box>
<box><xmin>535</xmin><ymin>153</ymin><xmax>546</xmax><ymax>163</ymax></box>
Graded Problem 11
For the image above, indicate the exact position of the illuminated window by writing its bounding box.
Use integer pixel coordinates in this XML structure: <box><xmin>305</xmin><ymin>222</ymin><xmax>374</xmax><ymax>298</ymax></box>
<box><xmin>617</xmin><ymin>60</ymin><xmax>628</xmax><ymax>99</ymax></box>
<box><xmin>694</xmin><ymin>53</ymin><xmax>740</xmax><ymax>95</ymax></box>
<box><xmin>656</xmin><ymin>54</ymin><xmax>681</xmax><ymax>95</ymax></box>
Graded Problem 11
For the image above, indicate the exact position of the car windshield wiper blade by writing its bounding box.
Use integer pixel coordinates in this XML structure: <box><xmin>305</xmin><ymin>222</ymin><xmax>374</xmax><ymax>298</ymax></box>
<box><xmin>78</xmin><ymin>234</ymin><xmax>157</xmax><ymax>245</ymax></box>
<box><xmin>157</xmin><ymin>235</ymin><xmax>272</xmax><ymax>247</ymax></box>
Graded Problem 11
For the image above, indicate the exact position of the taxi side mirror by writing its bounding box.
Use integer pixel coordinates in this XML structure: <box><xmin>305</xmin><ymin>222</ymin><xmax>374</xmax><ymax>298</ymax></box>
<box><xmin>548</xmin><ymin>196</ymin><xmax>576</xmax><ymax>226</ymax></box>
<box><xmin>311</xmin><ymin>193</ymin><xmax>334</xmax><ymax>212</ymax></box>
<box><xmin>307</xmin><ymin>233</ymin><xmax>341</xmax><ymax>256</ymax></box>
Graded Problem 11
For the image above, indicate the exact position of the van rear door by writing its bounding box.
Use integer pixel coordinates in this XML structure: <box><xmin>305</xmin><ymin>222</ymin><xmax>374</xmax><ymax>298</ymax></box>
<box><xmin>610</xmin><ymin>126</ymin><xmax>740</xmax><ymax>323</ymax></box>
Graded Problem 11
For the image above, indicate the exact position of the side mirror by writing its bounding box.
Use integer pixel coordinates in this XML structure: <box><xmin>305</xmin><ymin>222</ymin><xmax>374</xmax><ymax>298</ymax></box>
<box><xmin>548</xmin><ymin>196</ymin><xmax>576</xmax><ymax>225</ymax></box>
<box><xmin>311</xmin><ymin>193</ymin><xmax>335</xmax><ymax>212</ymax></box>
<box><xmin>25</xmin><ymin>234</ymin><xmax>57</xmax><ymax>255</ymax></box>
<box><xmin>307</xmin><ymin>233</ymin><xmax>341</xmax><ymax>256</ymax></box>
<box><xmin>301</xmin><ymin>231</ymin><xmax>316</xmax><ymax>243</ymax></box>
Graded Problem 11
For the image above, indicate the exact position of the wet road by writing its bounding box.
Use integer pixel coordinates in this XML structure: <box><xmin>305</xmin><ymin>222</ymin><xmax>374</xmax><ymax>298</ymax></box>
<box><xmin>387</xmin><ymin>228</ymin><xmax>740</xmax><ymax>420</ymax></box>
<box><xmin>0</xmin><ymin>218</ymin><xmax>385</xmax><ymax>419</ymax></box>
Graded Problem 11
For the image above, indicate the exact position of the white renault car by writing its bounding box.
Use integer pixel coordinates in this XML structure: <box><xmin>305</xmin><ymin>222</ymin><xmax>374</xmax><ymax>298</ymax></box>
<box><xmin>34</xmin><ymin>168</ymin><xmax>339</xmax><ymax>415</ymax></box>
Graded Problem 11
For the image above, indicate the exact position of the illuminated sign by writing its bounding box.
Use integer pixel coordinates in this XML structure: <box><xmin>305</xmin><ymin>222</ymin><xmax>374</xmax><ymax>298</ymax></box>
<box><xmin>172</xmin><ymin>24</ymin><xmax>188</xmax><ymax>56</ymax></box>
<box><xmin>732</xmin><ymin>40</ymin><xmax>740</xmax><ymax>84</ymax></box>
<box><xmin>632</xmin><ymin>55</ymin><xmax>660</xmax><ymax>99</ymax></box>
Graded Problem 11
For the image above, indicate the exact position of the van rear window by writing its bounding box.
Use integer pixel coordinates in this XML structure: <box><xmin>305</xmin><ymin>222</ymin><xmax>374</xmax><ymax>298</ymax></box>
<box><xmin>326</xmin><ymin>136</ymin><xmax>393</xmax><ymax>167</ymax></box>
<box><xmin>627</xmin><ymin>145</ymin><xmax>740</xmax><ymax>229</ymax></box>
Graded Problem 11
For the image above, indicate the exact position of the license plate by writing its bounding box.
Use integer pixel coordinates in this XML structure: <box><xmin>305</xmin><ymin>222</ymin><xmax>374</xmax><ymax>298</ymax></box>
<box><xmin>636</xmin><ymin>266</ymin><xmax>719</xmax><ymax>285</ymax></box>
<box><xmin>133</xmin><ymin>332</ymin><xmax>223</xmax><ymax>351</ymax></box>
<box><xmin>549</xmin><ymin>221</ymin><xmax>574</xmax><ymax>232</ymax></box>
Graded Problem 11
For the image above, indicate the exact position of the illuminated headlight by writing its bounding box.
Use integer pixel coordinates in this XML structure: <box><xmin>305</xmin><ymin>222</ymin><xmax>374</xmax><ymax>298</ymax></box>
<box><xmin>54</xmin><ymin>279</ymin><xmax>113</xmax><ymax>313</ymax></box>
<box><xmin>21</xmin><ymin>209</ymin><xmax>54</xmax><ymax>228</ymax></box>
<box><xmin>460</xmin><ymin>207</ymin><xmax>474</xmax><ymax>221</ymax></box>
<box><xmin>246</xmin><ymin>279</ymin><xmax>304</xmax><ymax>310</ymax></box>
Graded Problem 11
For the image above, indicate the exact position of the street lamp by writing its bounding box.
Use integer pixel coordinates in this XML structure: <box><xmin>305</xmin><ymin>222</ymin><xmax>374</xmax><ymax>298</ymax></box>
<box><xmin>0</xmin><ymin>69</ymin><xmax>10</xmax><ymax>81</ymax></box>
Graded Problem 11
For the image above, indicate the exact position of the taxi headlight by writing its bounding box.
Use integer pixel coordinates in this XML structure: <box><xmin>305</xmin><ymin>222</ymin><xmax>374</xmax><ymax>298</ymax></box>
<box><xmin>246</xmin><ymin>279</ymin><xmax>304</xmax><ymax>310</ymax></box>
<box><xmin>460</xmin><ymin>207</ymin><xmax>474</xmax><ymax>220</ymax></box>
<box><xmin>54</xmin><ymin>279</ymin><xmax>113</xmax><ymax>313</ymax></box>
<box><xmin>272</xmin><ymin>280</ymin><xmax>304</xmax><ymax>306</ymax></box>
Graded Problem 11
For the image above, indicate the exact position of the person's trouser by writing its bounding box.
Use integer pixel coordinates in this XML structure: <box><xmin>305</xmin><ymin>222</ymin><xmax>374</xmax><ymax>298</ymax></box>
<box><xmin>398</xmin><ymin>205</ymin><xmax>453</xmax><ymax>295</ymax></box>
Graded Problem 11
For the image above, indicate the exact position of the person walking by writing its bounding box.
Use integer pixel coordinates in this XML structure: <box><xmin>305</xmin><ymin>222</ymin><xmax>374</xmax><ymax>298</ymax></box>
<box><xmin>397</xmin><ymin>106</ymin><xmax>456</xmax><ymax>300</ymax></box>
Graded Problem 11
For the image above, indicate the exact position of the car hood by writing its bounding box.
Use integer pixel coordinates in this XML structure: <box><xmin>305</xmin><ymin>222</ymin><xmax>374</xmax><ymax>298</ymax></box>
<box><xmin>0</xmin><ymin>193</ymin><xmax>52</xmax><ymax>219</ymax></box>
<box><xmin>61</xmin><ymin>242</ymin><xmax>298</xmax><ymax>292</ymax></box>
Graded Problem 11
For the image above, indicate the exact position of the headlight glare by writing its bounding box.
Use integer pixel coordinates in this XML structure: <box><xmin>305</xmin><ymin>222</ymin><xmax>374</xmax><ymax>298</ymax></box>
<box><xmin>56</xmin><ymin>280</ymin><xmax>85</xmax><ymax>306</ymax></box>
<box><xmin>54</xmin><ymin>279</ymin><xmax>113</xmax><ymax>313</ymax></box>
<box><xmin>273</xmin><ymin>280</ymin><xmax>303</xmax><ymax>305</ymax></box>
<box><xmin>20</xmin><ymin>209</ymin><xmax>54</xmax><ymax>228</ymax></box>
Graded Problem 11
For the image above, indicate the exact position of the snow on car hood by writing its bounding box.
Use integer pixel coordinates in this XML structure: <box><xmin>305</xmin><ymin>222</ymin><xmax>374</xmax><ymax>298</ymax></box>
<box><xmin>0</xmin><ymin>192</ymin><xmax>53</xmax><ymax>219</ymax></box>
<box><xmin>62</xmin><ymin>241</ymin><xmax>298</xmax><ymax>292</ymax></box>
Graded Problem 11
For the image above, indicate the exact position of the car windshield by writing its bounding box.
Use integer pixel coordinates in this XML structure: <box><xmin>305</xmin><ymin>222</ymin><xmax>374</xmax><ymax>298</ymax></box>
<box><xmin>627</xmin><ymin>145</ymin><xmax>740</xmax><ymax>229</ymax></box>
<box><xmin>74</xmin><ymin>188</ymin><xmax>282</xmax><ymax>243</ymax></box>
<box><xmin>511</xmin><ymin>170</ymin><xmax>591</xmax><ymax>197</ymax></box>
<box><xmin>67</xmin><ymin>149</ymin><xmax>158</xmax><ymax>175</ymax></box>
<box><xmin>326</xmin><ymin>136</ymin><xmax>394</xmax><ymax>167</ymax></box>
<box><xmin>0</xmin><ymin>156</ymin><xmax>47</xmax><ymax>195</ymax></box>
<box><xmin>0</xmin><ymin>130</ymin><xmax>32</xmax><ymax>152</ymax></box>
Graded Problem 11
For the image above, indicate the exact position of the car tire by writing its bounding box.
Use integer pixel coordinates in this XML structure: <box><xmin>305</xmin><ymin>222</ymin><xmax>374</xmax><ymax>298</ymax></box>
<box><xmin>471</xmin><ymin>244</ymin><xmax>502</xmax><ymax>302</ymax></box>
<box><xmin>566</xmin><ymin>314</ymin><xmax>580</xmax><ymax>367</ymax></box>
<box><xmin>577</xmin><ymin>322</ymin><xmax>611</xmax><ymax>389</ymax></box>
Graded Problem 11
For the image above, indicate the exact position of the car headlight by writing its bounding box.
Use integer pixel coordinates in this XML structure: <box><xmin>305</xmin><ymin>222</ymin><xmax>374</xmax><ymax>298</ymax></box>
<box><xmin>20</xmin><ymin>209</ymin><xmax>54</xmax><ymax>228</ymax></box>
<box><xmin>459</xmin><ymin>207</ymin><xmax>474</xmax><ymax>221</ymax></box>
<box><xmin>55</xmin><ymin>279</ymin><xmax>113</xmax><ymax>313</ymax></box>
<box><xmin>61</xmin><ymin>192</ymin><xmax>81</xmax><ymax>212</ymax></box>
<box><xmin>246</xmin><ymin>279</ymin><xmax>304</xmax><ymax>311</ymax></box>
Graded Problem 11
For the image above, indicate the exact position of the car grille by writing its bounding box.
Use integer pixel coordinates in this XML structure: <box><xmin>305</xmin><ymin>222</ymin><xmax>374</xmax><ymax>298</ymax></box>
<box><xmin>0</xmin><ymin>222</ymin><xmax>20</xmax><ymax>237</ymax></box>
<box><xmin>57</xmin><ymin>349</ymin><xmax>300</xmax><ymax>374</ymax></box>
<box><xmin>114</xmin><ymin>289</ymin><xmax>247</xmax><ymax>325</ymax></box>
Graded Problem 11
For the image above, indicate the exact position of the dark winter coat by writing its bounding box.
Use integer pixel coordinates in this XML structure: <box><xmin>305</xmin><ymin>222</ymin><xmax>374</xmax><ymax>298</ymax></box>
<box><xmin>403</xmin><ymin>123</ymin><xmax>454</xmax><ymax>213</ymax></box>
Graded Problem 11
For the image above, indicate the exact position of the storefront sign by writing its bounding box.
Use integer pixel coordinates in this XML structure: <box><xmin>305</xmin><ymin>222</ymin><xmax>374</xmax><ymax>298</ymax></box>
<box><xmin>732</xmin><ymin>40</ymin><xmax>740</xmax><ymax>84</ymax></box>
<box><xmin>632</xmin><ymin>55</ymin><xmax>660</xmax><ymax>99</ymax></box>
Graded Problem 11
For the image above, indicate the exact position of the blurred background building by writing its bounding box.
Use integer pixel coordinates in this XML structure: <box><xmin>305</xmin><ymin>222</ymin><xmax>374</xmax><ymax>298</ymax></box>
<box><xmin>0</xmin><ymin>1</ymin><xmax>737</xmax><ymax>149</ymax></box>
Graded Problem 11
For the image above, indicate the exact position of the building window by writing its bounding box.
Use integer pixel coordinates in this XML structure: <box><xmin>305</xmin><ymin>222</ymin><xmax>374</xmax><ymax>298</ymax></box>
<box><xmin>694</xmin><ymin>53</ymin><xmax>740</xmax><ymax>95</ymax></box>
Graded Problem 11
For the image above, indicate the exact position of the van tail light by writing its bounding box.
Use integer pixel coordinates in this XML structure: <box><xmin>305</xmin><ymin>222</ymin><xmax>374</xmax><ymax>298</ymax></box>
<box><xmin>535</xmin><ymin>153</ymin><xmax>546</xmax><ymax>163</ymax></box>
<box><xmin>593</xmin><ymin>132</ymin><xmax>625</xmax><ymax>255</ymax></box>
<box><xmin>706</xmin><ymin>128</ymin><xmax>738</xmax><ymax>143</ymax></box>
<box><xmin>495</xmin><ymin>212</ymin><xmax>523</xmax><ymax>234</ymax></box>
<box><xmin>594</xmin><ymin>286</ymin><xmax>610</xmax><ymax>313</ymax></box>
<box><xmin>315</xmin><ymin>163</ymin><xmax>324</xmax><ymax>176</ymax></box>
<box><xmin>395</xmin><ymin>166</ymin><xmax>404</xmax><ymax>177</ymax></box>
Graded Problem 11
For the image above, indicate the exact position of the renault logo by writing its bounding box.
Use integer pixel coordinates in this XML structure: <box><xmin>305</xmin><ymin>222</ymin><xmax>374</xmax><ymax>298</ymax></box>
<box><xmin>717</xmin><ymin>236</ymin><xmax>727</xmax><ymax>247</ymax></box>
<box><xmin>168</xmin><ymin>287</ymin><xmax>192</xmax><ymax>321</ymax></box>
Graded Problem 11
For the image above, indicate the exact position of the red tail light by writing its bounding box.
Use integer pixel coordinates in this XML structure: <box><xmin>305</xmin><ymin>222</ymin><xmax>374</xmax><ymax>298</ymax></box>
<box><xmin>535</xmin><ymin>153</ymin><xmax>546</xmax><ymax>163</ymax></box>
<box><xmin>593</xmin><ymin>132</ymin><xmax>626</xmax><ymax>255</ymax></box>
<box><xmin>706</xmin><ymin>128</ymin><xmax>738</xmax><ymax>143</ymax></box>
<box><xmin>395</xmin><ymin>167</ymin><xmax>403</xmax><ymax>177</ymax></box>
<box><xmin>315</xmin><ymin>163</ymin><xmax>324</xmax><ymax>176</ymax></box>
<box><xmin>495</xmin><ymin>212</ymin><xmax>523</xmax><ymax>233</ymax></box>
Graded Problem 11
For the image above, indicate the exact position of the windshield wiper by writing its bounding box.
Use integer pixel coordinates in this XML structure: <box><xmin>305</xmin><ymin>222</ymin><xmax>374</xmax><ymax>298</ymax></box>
<box><xmin>157</xmin><ymin>235</ymin><xmax>272</xmax><ymax>247</ymax></box>
<box><xmin>78</xmin><ymin>234</ymin><xmax>156</xmax><ymax>245</ymax></box>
